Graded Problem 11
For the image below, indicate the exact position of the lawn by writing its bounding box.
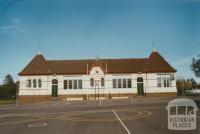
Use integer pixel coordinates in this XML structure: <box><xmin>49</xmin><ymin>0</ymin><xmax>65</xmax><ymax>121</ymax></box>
<box><xmin>0</xmin><ymin>100</ymin><xmax>15</xmax><ymax>105</ymax></box>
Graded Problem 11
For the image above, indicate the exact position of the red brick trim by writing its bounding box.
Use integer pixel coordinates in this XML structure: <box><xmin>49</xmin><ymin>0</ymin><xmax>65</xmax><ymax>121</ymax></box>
<box><xmin>18</xmin><ymin>92</ymin><xmax>177</xmax><ymax>103</ymax></box>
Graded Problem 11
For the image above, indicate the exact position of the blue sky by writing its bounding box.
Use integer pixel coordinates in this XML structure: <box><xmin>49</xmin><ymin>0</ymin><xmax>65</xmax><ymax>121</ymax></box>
<box><xmin>0</xmin><ymin>0</ymin><xmax>200</xmax><ymax>83</ymax></box>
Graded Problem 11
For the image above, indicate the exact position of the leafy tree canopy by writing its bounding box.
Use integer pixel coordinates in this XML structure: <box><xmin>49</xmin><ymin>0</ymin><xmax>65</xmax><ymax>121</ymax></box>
<box><xmin>0</xmin><ymin>74</ymin><xmax>16</xmax><ymax>99</ymax></box>
<box><xmin>176</xmin><ymin>78</ymin><xmax>197</xmax><ymax>90</ymax></box>
<box><xmin>191</xmin><ymin>55</ymin><xmax>200</xmax><ymax>78</ymax></box>
<box><xmin>3</xmin><ymin>74</ymin><xmax>14</xmax><ymax>85</ymax></box>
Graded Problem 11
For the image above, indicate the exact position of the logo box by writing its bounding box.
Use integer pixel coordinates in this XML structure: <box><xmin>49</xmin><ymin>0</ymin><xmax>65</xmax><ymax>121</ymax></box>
<box><xmin>166</xmin><ymin>98</ymin><xmax>197</xmax><ymax>130</ymax></box>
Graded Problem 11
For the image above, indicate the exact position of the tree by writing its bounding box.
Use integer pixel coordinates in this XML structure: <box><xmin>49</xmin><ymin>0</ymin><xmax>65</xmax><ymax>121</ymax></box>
<box><xmin>0</xmin><ymin>85</ymin><xmax>3</xmax><ymax>98</ymax></box>
<box><xmin>189</xmin><ymin>78</ymin><xmax>197</xmax><ymax>89</ymax></box>
<box><xmin>176</xmin><ymin>78</ymin><xmax>193</xmax><ymax>90</ymax></box>
<box><xmin>3</xmin><ymin>74</ymin><xmax>14</xmax><ymax>85</ymax></box>
<box><xmin>191</xmin><ymin>55</ymin><xmax>200</xmax><ymax>78</ymax></box>
<box><xmin>176</xmin><ymin>79</ymin><xmax>184</xmax><ymax>90</ymax></box>
<box><xmin>0</xmin><ymin>74</ymin><xmax>16</xmax><ymax>99</ymax></box>
<box><xmin>184</xmin><ymin>79</ymin><xmax>192</xmax><ymax>90</ymax></box>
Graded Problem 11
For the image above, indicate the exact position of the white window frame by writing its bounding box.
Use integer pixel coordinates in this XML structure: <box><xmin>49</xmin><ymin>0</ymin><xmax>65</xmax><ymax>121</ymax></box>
<box><xmin>157</xmin><ymin>74</ymin><xmax>172</xmax><ymax>88</ymax></box>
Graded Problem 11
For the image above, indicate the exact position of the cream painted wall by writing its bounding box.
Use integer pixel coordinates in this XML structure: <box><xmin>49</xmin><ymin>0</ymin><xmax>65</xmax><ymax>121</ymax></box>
<box><xmin>19</xmin><ymin>72</ymin><xmax>177</xmax><ymax>96</ymax></box>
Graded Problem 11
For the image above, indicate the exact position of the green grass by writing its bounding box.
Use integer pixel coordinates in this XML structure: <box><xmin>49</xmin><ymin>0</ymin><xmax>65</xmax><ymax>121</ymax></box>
<box><xmin>0</xmin><ymin>99</ymin><xmax>15</xmax><ymax>105</ymax></box>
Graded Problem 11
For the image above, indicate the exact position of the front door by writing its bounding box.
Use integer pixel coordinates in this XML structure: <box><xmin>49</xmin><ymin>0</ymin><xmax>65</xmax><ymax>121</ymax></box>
<box><xmin>52</xmin><ymin>79</ymin><xmax>58</xmax><ymax>97</ymax></box>
<box><xmin>137</xmin><ymin>77</ymin><xmax>144</xmax><ymax>96</ymax></box>
<box><xmin>52</xmin><ymin>85</ymin><xmax>58</xmax><ymax>97</ymax></box>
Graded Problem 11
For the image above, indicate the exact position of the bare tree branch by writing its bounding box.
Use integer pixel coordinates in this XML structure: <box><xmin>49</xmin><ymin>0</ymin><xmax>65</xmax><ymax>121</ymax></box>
<box><xmin>0</xmin><ymin>0</ymin><xmax>24</xmax><ymax>15</ymax></box>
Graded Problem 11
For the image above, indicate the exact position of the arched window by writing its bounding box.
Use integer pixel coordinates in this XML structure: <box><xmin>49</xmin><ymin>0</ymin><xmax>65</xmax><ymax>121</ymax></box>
<box><xmin>33</xmin><ymin>79</ymin><xmax>37</xmax><ymax>88</ymax></box>
<box><xmin>38</xmin><ymin>79</ymin><xmax>42</xmax><ymax>88</ymax></box>
<box><xmin>90</xmin><ymin>78</ymin><xmax>94</xmax><ymax>87</ymax></box>
<box><xmin>101</xmin><ymin>78</ymin><xmax>105</xmax><ymax>87</ymax></box>
<box><xmin>137</xmin><ymin>77</ymin><xmax>143</xmax><ymax>83</ymax></box>
<box><xmin>52</xmin><ymin>79</ymin><xmax>58</xmax><ymax>85</ymax></box>
<box><xmin>26</xmin><ymin>79</ymin><xmax>31</xmax><ymax>88</ymax></box>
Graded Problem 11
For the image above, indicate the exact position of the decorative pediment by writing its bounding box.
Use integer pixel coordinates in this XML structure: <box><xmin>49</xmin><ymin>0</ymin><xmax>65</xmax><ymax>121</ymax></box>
<box><xmin>90</xmin><ymin>67</ymin><xmax>104</xmax><ymax>76</ymax></box>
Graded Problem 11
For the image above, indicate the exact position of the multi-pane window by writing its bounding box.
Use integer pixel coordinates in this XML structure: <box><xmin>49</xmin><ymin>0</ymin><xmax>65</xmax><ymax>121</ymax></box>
<box><xmin>74</xmin><ymin>80</ymin><xmax>77</xmax><ymax>89</ymax></box>
<box><xmin>167</xmin><ymin>78</ymin><xmax>171</xmax><ymax>87</ymax></box>
<box><xmin>122</xmin><ymin>79</ymin><xmax>126</xmax><ymax>88</ymax></box>
<box><xmin>64</xmin><ymin>79</ymin><xmax>82</xmax><ymax>89</ymax></box>
<box><xmin>127</xmin><ymin>78</ymin><xmax>132</xmax><ymax>88</ymax></box>
<box><xmin>90</xmin><ymin>78</ymin><xmax>94</xmax><ymax>87</ymax></box>
<box><xmin>26</xmin><ymin>79</ymin><xmax>31</xmax><ymax>88</ymax></box>
<box><xmin>26</xmin><ymin>79</ymin><xmax>42</xmax><ymax>88</ymax></box>
<box><xmin>78</xmin><ymin>80</ymin><xmax>82</xmax><ymax>89</ymax></box>
<box><xmin>101</xmin><ymin>78</ymin><xmax>105</xmax><ymax>87</ymax></box>
<box><xmin>33</xmin><ymin>79</ymin><xmax>37</xmax><ymax>88</ymax></box>
<box><xmin>157</xmin><ymin>74</ymin><xmax>172</xmax><ymax>88</ymax></box>
<box><xmin>157</xmin><ymin>77</ymin><xmax>162</xmax><ymax>87</ymax></box>
<box><xmin>113</xmin><ymin>79</ymin><xmax>117</xmax><ymax>88</ymax></box>
<box><xmin>69</xmin><ymin>80</ymin><xmax>72</xmax><ymax>89</ymax></box>
<box><xmin>118</xmin><ymin>79</ymin><xmax>122</xmax><ymax>88</ymax></box>
<box><xmin>38</xmin><ymin>79</ymin><xmax>42</xmax><ymax>88</ymax></box>
<box><xmin>163</xmin><ymin>79</ymin><xmax>167</xmax><ymax>87</ymax></box>
<box><xmin>64</xmin><ymin>80</ymin><xmax>68</xmax><ymax>89</ymax></box>
<box><xmin>113</xmin><ymin>78</ymin><xmax>132</xmax><ymax>89</ymax></box>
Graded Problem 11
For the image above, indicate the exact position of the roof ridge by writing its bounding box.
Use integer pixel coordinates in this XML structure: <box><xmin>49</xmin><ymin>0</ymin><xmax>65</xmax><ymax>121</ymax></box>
<box><xmin>46</xmin><ymin>58</ymin><xmax>149</xmax><ymax>61</ymax></box>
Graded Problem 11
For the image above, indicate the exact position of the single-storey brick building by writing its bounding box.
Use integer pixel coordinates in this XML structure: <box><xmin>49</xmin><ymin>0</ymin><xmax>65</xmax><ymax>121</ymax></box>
<box><xmin>18</xmin><ymin>49</ymin><xmax>177</xmax><ymax>102</ymax></box>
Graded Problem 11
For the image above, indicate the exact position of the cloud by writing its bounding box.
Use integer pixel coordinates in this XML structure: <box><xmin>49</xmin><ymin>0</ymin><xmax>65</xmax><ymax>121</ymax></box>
<box><xmin>0</xmin><ymin>18</ymin><xmax>23</xmax><ymax>33</ymax></box>
<box><xmin>0</xmin><ymin>25</ymin><xmax>20</xmax><ymax>31</ymax></box>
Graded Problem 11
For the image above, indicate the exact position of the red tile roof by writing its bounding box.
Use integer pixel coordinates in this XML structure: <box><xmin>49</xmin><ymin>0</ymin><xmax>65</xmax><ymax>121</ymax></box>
<box><xmin>18</xmin><ymin>51</ymin><xmax>176</xmax><ymax>76</ymax></box>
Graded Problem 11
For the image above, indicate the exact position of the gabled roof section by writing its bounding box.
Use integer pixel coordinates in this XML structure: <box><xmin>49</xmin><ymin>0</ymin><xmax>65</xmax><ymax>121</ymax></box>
<box><xmin>19</xmin><ymin>51</ymin><xmax>176</xmax><ymax>76</ymax></box>
<box><xmin>103</xmin><ymin>58</ymin><xmax>148</xmax><ymax>74</ymax></box>
<box><xmin>147</xmin><ymin>51</ymin><xmax>176</xmax><ymax>73</ymax></box>
<box><xmin>47</xmin><ymin>60</ymin><xmax>91</xmax><ymax>75</ymax></box>
<box><xmin>19</xmin><ymin>54</ymin><xmax>49</xmax><ymax>75</ymax></box>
